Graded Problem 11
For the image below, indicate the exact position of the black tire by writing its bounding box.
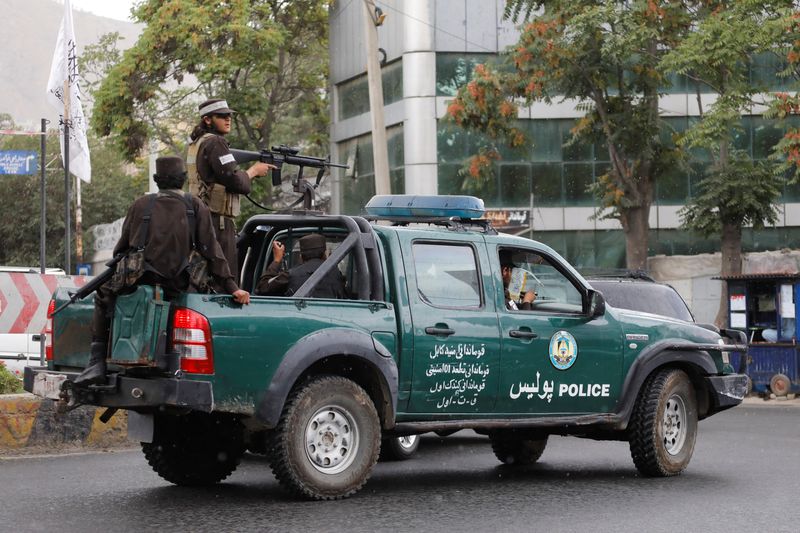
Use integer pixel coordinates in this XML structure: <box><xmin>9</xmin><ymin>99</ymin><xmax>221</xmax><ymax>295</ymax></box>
<box><xmin>141</xmin><ymin>412</ymin><xmax>245</xmax><ymax>486</ymax></box>
<box><xmin>268</xmin><ymin>375</ymin><xmax>381</xmax><ymax>500</ymax></box>
<box><xmin>380</xmin><ymin>434</ymin><xmax>420</xmax><ymax>461</ymax></box>
<box><xmin>490</xmin><ymin>433</ymin><xmax>548</xmax><ymax>465</ymax></box>
<box><xmin>628</xmin><ymin>369</ymin><xmax>698</xmax><ymax>477</ymax></box>
<box><xmin>246</xmin><ymin>429</ymin><xmax>269</xmax><ymax>455</ymax></box>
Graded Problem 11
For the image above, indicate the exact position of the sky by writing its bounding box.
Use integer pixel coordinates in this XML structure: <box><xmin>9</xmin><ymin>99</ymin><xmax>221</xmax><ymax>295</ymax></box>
<box><xmin>69</xmin><ymin>0</ymin><xmax>137</xmax><ymax>22</ymax></box>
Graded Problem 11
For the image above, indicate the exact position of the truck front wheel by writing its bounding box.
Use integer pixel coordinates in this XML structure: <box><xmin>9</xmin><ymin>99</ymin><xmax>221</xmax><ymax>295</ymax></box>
<box><xmin>628</xmin><ymin>368</ymin><xmax>698</xmax><ymax>477</ymax></box>
<box><xmin>142</xmin><ymin>412</ymin><xmax>245</xmax><ymax>486</ymax></box>
<box><xmin>269</xmin><ymin>375</ymin><xmax>381</xmax><ymax>500</ymax></box>
<box><xmin>490</xmin><ymin>433</ymin><xmax>548</xmax><ymax>465</ymax></box>
<box><xmin>380</xmin><ymin>434</ymin><xmax>420</xmax><ymax>461</ymax></box>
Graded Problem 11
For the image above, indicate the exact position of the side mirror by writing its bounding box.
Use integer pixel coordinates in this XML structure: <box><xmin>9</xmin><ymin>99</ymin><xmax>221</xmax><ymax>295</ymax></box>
<box><xmin>589</xmin><ymin>290</ymin><xmax>606</xmax><ymax>318</ymax></box>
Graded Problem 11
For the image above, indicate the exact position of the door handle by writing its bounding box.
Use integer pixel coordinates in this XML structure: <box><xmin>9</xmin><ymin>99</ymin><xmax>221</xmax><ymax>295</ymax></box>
<box><xmin>425</xmin><ymin>326</ymin><xmax>455</xmax><ymax>337</ymax></box>
<box><xmin>509</xmin><ymin>330</ymin><xmax>538</xmax><ymax>339</ymax></box>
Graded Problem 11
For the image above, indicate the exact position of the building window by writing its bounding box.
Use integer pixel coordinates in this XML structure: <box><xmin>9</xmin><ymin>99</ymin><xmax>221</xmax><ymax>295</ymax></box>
<box><xmin>337</xmin><ymin>125</ymin><xmax>405</xmax><ymax>214</ymax></box>
<box><xmin>337</xmin><ymin>60</ymin><xmax>403</xmax><ymax>121</ymax></box>
<box><xmin>436</xmin><ymin>53</ymin><xmax>494</xmax><ymax>96</ymax></box>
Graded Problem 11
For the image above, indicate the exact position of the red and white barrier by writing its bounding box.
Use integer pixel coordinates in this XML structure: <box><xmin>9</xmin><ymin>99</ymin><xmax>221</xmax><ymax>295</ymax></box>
<box><xmin>0</xmin><ymin>273</ymin><xmax>88</xmax><ymax>334</ymax></box>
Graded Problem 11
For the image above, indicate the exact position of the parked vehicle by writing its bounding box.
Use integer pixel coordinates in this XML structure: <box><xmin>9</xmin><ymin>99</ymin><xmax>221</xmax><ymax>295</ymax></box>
<box><xmin>586</xmin><ymin>274</ymin><xmax>695</xmax><ymax>323</ymax></box>
<box><xmin>26</xmin><ymin>195</ymin><xmax>747</xmax><ymax>500</ymax></box>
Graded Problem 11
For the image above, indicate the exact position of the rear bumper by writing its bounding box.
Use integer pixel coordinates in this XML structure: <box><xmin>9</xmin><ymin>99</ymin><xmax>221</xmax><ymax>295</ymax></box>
<box><xmin>23</xmin><ymin>366</ymin><xmax>213</xmax><ymax>412</ymax></box>
<box><xmin>705</xmin><ymin>373</ymin><xmax>748</xmax><ymax>414</ymax></box>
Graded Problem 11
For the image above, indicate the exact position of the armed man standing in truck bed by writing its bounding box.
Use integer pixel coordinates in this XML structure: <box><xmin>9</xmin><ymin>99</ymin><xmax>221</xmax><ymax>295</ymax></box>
<box><xmin>74</xmin><ymin>156</ymin><xmax>251</xmax><ymax>387</ymax></box>
<box><xmin>186</xmin><ymin>98</ymin><xmax>274</xmax><ymax>281</ymax></box>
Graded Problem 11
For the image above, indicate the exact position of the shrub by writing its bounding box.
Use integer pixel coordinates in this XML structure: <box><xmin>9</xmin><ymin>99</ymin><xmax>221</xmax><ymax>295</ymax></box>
<box><xmin>0</xmin><ymin>362</ymin><xmax>23</xmax><ymax>394</ymax></box>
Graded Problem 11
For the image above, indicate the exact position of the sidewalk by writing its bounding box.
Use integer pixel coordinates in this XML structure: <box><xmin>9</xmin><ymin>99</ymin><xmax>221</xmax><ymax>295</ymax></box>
<box><xmin>0</xmin><ymin>393</ymin><xmax>129</xmax><ymax>455</ymax></box>
<box><xmin>742</xmin><ymin>394</ymin><xmax>800</xmax><ymax>407</ymax></box>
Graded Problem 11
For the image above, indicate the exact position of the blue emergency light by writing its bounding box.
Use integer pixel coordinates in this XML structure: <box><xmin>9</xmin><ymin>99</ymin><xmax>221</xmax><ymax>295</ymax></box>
<box><xmin>364</xmin><ymin>195</ymin><xmax>485</xmax><ymax>220</ymax></box>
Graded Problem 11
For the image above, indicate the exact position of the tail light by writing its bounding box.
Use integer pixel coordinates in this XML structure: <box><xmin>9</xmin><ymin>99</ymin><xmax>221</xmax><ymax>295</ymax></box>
<box><xmin>171</xmin><ymin>308</ymin><xmax>214</xmax><ymax>374</ymax></box>
<box><xmin>45</xmin><ymin>299</ymin><xmax>55</xmax><ymax>361</ymax></box>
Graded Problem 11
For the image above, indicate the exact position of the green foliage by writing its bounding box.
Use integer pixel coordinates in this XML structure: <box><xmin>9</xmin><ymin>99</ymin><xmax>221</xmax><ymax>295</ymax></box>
<box><xmin>91</xmin><ymin>0</ymin><xmax>330</xmax><ymax>160</ymax></box>
<box><xmin>0</xmin><ymin>363</ymin><xmax>23</xmax><ymax>394</ymax></box>
<box><xmin>765</xmin><ymin>12</ymin><xmax>800</xmax><ymax>176</ymax></box>
<box><xmin>663</xmin><ymin>2</ymin><xmax>792</xmax><ymax>242</ymax></box>
<box><xmin>680</xmin><ymin>154</ymin><xmax>782</xmax><ymax>237</ymax></box>
<box><xmin>448</xmin><ymin>0</ymin><xmax>692</xmax><ymax>267</ymax></box>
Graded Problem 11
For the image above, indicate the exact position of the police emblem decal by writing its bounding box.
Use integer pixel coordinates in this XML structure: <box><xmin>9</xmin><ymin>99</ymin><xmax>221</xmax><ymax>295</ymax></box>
<box><xmin>549</xmin><ymin>330</ymin><xmax>577</xmax><ymax>370</ymax></box>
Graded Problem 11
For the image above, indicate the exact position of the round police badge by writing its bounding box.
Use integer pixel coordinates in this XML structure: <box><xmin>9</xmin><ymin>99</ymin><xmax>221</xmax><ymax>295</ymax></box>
<box><xmin>549</xmin><ymin>330</ymin><xmax>577</xmax><ymax>370</ymax></box>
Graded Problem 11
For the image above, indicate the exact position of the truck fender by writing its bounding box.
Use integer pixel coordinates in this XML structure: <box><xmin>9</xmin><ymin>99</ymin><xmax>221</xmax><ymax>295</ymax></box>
<box><xmin>255</xmin><ymin>328</ymin><xmax>398</xmax><ymax>428</ymax></box>
<box><xmin>615</xmin><ymin>340</ymin><xmax>718</xmax><ymax>428</ymax></box>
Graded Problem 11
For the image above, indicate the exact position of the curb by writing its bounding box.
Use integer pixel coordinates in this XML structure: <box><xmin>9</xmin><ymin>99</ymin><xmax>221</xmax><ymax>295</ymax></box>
<box><xmin>0</xmin><ymin>393</ymin><xmax>129</xmax><ymax>454</ymax></box>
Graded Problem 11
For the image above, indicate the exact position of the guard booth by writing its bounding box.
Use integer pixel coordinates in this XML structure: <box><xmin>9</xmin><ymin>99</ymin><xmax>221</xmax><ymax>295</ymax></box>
<box><xmin>719</xmin><ymin>273</ymin><xmax>800</xmax><ymax>397</ymax></box>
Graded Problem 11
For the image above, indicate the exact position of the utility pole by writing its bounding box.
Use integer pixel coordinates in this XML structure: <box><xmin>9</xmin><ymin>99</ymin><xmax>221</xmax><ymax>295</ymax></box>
<box><xmin>362</xmin><ymin>0</ymin><xmax>391</xmax><ymax>195</ymax></box>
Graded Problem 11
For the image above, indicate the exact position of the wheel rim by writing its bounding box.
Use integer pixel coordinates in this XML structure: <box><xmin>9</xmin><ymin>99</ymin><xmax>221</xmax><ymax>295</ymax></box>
<box><xmin>662</xmin><ymin>393</ymin><xmax>687</xmax><ymax>456</ymax></box>
<box><xmin>305</xmin><ymin>405</ymin><xmax>359</xmax><ymax>474</ymax></box>
<box><xmin>397</xmin><ymin>435</ymin><xmax>418</xmax><ymax>450</ymax></box>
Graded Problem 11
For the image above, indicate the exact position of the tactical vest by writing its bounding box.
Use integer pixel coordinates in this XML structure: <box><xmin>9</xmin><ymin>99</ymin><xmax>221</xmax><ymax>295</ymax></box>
<box><xmin>186</xmin><ymin>133</ymin><xmax>241</xmax><ymax>218</ymax></box>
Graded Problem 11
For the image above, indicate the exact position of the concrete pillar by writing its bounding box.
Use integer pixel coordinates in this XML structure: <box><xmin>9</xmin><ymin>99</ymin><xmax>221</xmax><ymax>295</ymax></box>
<box><xmin>402</xmin><ymin>0</ymin><xmax>438</xmax><ymax>195</ymax></box>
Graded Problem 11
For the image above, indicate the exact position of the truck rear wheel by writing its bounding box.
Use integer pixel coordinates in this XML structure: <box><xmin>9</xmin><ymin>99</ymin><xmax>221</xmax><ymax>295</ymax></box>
<box><xmin>628</xmin><ymin>368</ymin><xmax>697</xmax><ymax>477</ymax></box>
<box><xmin>490</xmin><ymin>433</ymin><xmax>548</xmax><ymax>465</ymax></box>
<box><xmin>141</xmin><ymin>412</ymin><xmax>245</xmax><ymax>486</ymax></box>
<box><xmin>268</xmin><ymin>375</ymin><xmax>381</xmax><ymax>500</ymax></box>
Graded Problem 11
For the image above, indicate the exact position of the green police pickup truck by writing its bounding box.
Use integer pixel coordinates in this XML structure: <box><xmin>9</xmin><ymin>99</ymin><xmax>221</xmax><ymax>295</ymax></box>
<box><xmin>25</xmin><ymin>195</ymin><xmax>748</xmax><ymax>500</ymax></box>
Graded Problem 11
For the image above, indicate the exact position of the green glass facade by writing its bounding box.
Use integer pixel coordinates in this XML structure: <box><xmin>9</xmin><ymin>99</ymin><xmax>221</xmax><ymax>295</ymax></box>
<box><xmin>338</xmin><ymin>125</ymin><xmax>405</xmax><ymax>215</ymax></box>
<box><xmin>337</xmin><ymin>60</ymin><xmax>404</xmax><ymax>120</ymax></box>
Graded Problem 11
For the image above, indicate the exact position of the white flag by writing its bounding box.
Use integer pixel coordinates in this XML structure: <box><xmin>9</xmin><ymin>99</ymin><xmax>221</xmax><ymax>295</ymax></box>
<box><xmin>46</xmin><ymin>0</ymin><xmax>91</xmax><ymax>183</ymax></box>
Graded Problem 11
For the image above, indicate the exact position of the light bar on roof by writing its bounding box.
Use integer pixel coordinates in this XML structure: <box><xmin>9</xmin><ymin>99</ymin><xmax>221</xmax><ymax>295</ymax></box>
<box><xmin>364</xmin><ymin>195</ymin><xmax>485</xmax><ymax>220</ymax></box>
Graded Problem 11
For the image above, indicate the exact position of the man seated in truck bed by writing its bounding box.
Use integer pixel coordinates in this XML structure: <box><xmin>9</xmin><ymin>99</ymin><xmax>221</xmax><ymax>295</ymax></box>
<box><xmin>74</xmin><ymin>156</ymin><xmax>251</xmax><ymax>387</ymax></box>
<box><xmin>255</xmin><ymin>233</ymin><xmax>346</xmax><ymax>299</ymax></box>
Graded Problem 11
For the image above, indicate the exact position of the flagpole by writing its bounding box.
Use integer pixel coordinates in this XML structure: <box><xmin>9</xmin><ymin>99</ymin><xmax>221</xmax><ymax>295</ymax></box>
<box><xmin>40</xmin><ymin>118</ymin><xmax>47</xmax><ymax>274</ymax></box>
<box><xmin>47</xmin><ymin>0</ymin><xmax>90</xmax><ymax>275</ymax></box>
<box><xmin>64</xmin><ymin>79</ymin><xmax>71</xmax><ymax>274</ymax></box>
<box><xmin>75</xmin><ymin>172</ymin><xmax>83</xmax><ymax>265</ymax></box>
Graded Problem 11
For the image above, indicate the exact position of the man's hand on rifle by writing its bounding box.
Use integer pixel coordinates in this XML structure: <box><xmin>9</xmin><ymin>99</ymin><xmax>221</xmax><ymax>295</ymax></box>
<box><xmin>246</xmin><ymin>161</ymin><xmax>276</xmax><ymax>180</ymax></box>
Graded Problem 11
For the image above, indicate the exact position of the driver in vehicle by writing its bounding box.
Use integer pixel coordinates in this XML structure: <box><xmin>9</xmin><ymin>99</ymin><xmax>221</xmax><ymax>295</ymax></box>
<box><xmin>500</xmin><ymin>250</ymin><xmax>537</xmax><ymax>311</ymax></box>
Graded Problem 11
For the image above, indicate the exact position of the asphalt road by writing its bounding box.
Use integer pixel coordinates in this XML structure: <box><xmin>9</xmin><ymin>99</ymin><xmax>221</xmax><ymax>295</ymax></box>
<box><xmin>1</xmin><ymin>400</ymin><xmax>798</xmax><ymax>533</ymax></box>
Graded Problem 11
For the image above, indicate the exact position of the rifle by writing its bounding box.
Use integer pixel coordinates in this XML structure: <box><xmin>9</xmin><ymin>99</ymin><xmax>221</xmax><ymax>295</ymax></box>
<box><xmin>51</xmin><ymin>251</ymin><xmax>127</xmax><ymax>316</ymax></box>
<box><xmin>230</xmin><ymin>145</ymin><xmax>348</xmax><ymax>210</ymax></box>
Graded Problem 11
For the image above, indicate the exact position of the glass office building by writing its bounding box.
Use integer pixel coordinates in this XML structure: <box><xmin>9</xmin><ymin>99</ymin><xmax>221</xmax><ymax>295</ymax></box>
<box><xmin>329</xmin><ymin>1</ymin><xmax>800</xmax><ymax>268</ymax></box>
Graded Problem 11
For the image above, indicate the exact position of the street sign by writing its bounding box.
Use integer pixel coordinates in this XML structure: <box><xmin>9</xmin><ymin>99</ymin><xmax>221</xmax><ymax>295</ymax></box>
<box><xmin>0</xmin><ymin>151</ymin><xmax>39</xmax><ymax>175</ymax></box>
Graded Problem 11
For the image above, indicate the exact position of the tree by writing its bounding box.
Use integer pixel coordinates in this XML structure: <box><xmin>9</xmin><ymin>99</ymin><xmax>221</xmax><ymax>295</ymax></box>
<box><xmin>662</xmin><ymin>0</ymin><xmax>791</xmax><ymax>326</ymax></box>
<box><xmin>447</xmin><ymin>0</ymin><xmax>688</xmax><ymax>269</ymax></box>
<box><xmin>91</xmin><ymin>0</ymin><xmax>330</xmax><ymax>161</ymax></box>
<box><xmin>769</xmin><ymin>12</ymin><xmax>800</xmax><ymax>176</ymax></box>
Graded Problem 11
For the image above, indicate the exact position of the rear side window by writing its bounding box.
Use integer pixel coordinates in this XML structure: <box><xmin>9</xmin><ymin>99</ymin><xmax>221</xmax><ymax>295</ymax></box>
<box><xmin>412</xmin><ymin>243</ymin><xmax>481</xmax><ymax>308</ymax></box>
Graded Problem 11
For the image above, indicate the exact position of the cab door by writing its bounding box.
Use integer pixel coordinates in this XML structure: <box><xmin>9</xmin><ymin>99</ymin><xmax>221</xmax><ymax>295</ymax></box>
<box><xmin>403</xmin><ymin>235</ymin><xmax>501</xmax><ymax>414</ymax></box>
<box><xmin>492</xmin><ymin>245</ymin><xmax>624</xmax><ymax>415</ymax></box>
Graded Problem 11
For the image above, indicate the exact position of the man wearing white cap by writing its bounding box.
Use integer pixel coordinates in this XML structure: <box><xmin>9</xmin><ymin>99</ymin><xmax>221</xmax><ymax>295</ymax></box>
<box><xmin>186</xmin><ymin>98</ymin><xmax>274</xmax><ymax>280</ymax></box>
